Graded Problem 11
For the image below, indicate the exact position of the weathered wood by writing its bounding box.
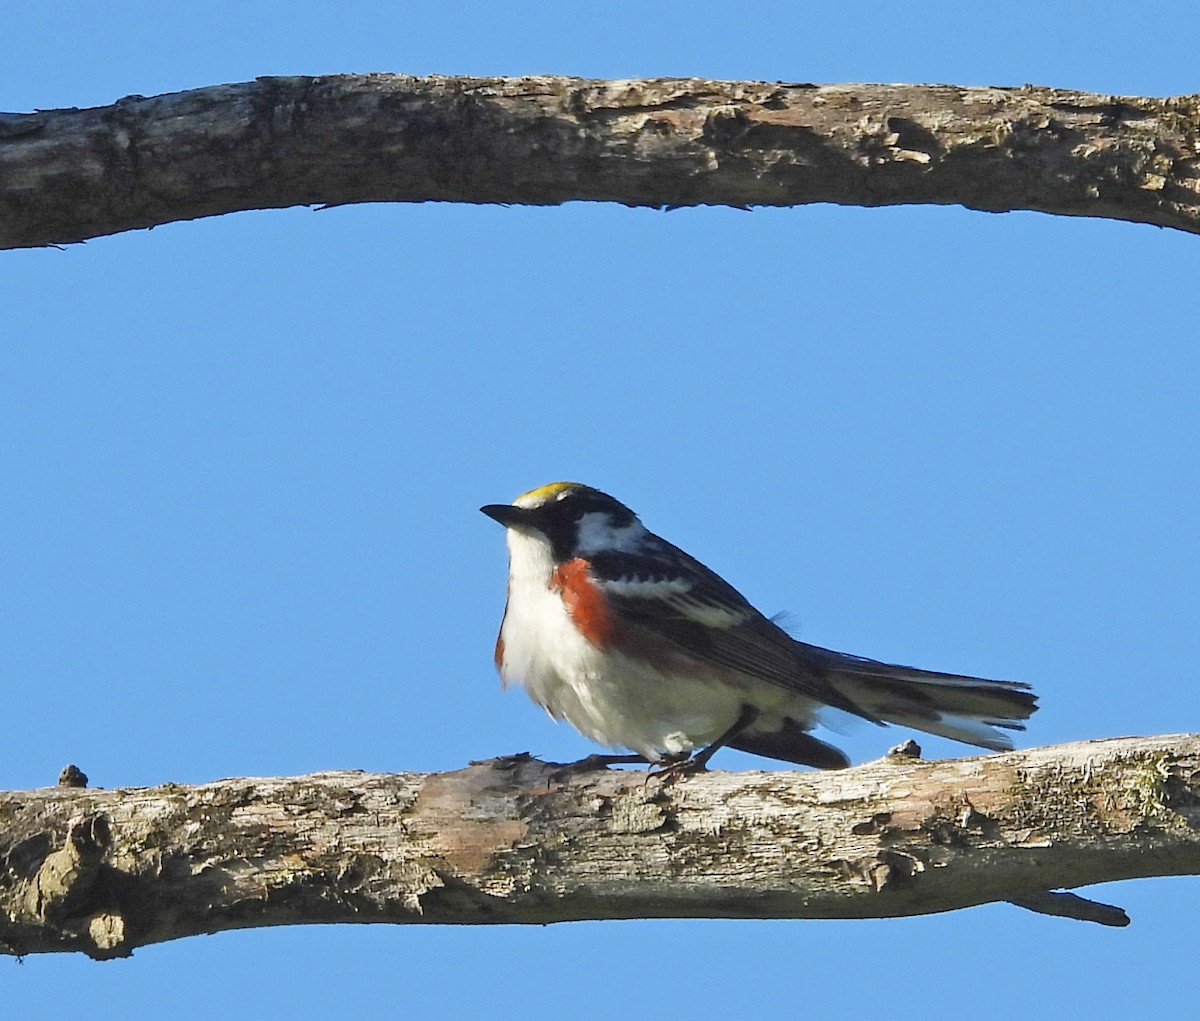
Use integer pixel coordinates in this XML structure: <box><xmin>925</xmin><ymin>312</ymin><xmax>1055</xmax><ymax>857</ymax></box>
<box><xmin>2</xmin><ymin>75</ymin><xmax>1198</xmax><ymax>248</ymax></box>
<box><xmin>1</xmin><ymin>734</ymin><xmax>1197</xmax><ymax>958</ymax></box>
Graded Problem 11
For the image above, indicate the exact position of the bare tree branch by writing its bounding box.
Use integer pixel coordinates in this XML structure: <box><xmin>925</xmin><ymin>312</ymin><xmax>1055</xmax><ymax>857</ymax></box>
<box><xmin>2</xmin><ymin>734</ymin><xmax>1197</xmax><ymax>959</ymax></box>
<box><xmin>2</xmin><ymin>75</ymin><xmax>1198</xmax><ymax>249</ymax></box>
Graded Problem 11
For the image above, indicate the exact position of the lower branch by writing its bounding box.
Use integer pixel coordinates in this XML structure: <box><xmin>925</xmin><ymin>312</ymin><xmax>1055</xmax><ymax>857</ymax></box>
<box><xmin>1</xmin><ymin>734</ymin><xmax>1197</xmax><ymax>958</ymax></box>
<box><xmin>2</xmin><ymin>75</ymin><xmax>1199</xmax><ymax>248</ymax></box>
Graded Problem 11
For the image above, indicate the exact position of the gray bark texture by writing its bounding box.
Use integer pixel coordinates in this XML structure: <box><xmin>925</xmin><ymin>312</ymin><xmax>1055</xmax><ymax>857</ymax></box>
<box><xmin>2</xmin><ymin>75</ymin><xmax>1198</xmax><ymax>249</ymax></box>
<box><xmin>2</xmin><ymin>734</ymin><xmax>1198</xmax><ymax>959</ymax></box>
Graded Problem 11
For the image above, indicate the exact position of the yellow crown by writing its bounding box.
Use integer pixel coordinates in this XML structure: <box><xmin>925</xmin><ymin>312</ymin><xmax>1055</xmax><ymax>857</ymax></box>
<box><xmin>513</xmin><ymin>481</ymin><xmax>587</xmax><ymax>508</ymax></box>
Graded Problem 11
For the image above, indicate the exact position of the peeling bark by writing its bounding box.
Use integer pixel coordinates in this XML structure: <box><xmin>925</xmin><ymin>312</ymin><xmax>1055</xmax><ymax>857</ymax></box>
<box><xmin>1</xmin><ymin>75</ymin><xmax>1198</xmax><ymax>249</ymax></box>
<box><xmin>1</xmin><ymin>734</ymin><xmax>1197</xmax><ymax>959</ymax></box>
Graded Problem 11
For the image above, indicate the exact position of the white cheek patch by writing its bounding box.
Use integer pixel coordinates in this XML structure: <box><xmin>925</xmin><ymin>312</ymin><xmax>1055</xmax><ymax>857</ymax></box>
<box><xmin>574</xmin><ymin>512</ymin><xmax>648</xmax><ymax>555</ymax></box>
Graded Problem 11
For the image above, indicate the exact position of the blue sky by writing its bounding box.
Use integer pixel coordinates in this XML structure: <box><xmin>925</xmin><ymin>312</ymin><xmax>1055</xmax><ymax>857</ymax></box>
<box><xmin>3</xmin><ymin>4</ymin><xmax>1197</xmax><ymax>1019</ymax></box>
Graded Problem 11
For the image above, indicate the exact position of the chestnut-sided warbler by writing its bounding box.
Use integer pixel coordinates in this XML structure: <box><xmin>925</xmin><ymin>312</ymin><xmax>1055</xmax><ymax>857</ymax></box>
<box><xmin>481</xmin><ymin>482</ymin><xmax>1036</xmax><ymax>770</ymax></box>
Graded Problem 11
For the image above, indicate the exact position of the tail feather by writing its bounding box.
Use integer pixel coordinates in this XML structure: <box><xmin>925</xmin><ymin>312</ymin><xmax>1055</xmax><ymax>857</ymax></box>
<box><xmin>730</xmin><ymin>719</ymin><xmax>851</xmax><ymax>769</ymax></box>
<box><xmin>805</xmin><ymin>645</ymin><xmax>1038</xmax><ymax>752</ymax></box>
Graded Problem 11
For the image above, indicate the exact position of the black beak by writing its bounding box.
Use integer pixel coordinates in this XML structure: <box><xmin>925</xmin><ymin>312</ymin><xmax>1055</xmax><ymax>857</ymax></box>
<box><xmin>480</xmin><ymin>504</ymin><xmax>533</xmax><ymax>528</ymax></box>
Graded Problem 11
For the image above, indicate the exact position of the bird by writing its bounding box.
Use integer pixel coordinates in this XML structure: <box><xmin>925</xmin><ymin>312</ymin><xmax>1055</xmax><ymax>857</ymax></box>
<box><xmin>480</xmin><ymin>482</ymin><xmax>1037</xmax><ymax>772</ymax></box>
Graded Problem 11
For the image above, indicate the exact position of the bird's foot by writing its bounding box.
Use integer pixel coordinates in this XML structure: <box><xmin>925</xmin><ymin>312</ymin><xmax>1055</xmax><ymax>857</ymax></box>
<box><xmin>649</xmin><ymin>752</ymin><xmax>708</xmax><ymax>783</ymax></box>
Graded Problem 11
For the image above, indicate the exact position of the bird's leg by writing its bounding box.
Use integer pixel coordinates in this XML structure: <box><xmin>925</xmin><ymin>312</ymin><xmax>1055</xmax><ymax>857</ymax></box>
<box><xmin>653</xmin><ymin>705</ymin><xmax>761</xmax><ymax>781</ymax></box>
<box><xmin>689</xmin><ymin>704</ymin><xmax>761</xmax><ymax>770</ymax></box>
<box><xmin>569</xmin><ymin>753</ymin><xmax>652</xmax><ymax>770</ymax></box>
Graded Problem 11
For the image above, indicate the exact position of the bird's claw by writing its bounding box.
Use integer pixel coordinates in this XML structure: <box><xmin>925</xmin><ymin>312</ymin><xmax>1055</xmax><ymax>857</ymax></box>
<box><xmin>649</xmin><ymin>754</ymin><xmax>708</xmax><ymax>783</ymax></box>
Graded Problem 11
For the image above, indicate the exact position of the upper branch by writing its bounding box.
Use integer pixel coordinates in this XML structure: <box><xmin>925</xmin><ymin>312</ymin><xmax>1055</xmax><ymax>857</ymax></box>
<box><xmin>2</xmin><ymin>75</ymin><xmax>1198</xmax><ymax>248</ymax></box>
<box><xmin>1</xmin><ymin>734</ymin><xmax>1198</xmax><ymax>959</ymax></box>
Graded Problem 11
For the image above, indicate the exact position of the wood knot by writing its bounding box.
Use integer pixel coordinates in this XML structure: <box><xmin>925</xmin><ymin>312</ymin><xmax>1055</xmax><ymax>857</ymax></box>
<box><xmin>23</xmin><ymin>814</ymin><xmax>112</xmax><ymax>924</ymax></box>
<box><xmin>868</xmin><ymin>849</ymin><xmax>926</xmax><ymax>892</ymax></box>
<box><xmin>887</xmin><ymin>739</ymin><xmax>922</xmax><ymax>761</ymax></box>
<box><xmin>58</xmin><ymin>764</ymin><xmax>89</xmax><ymax>788</ymax></box>
<box><xmin>851</xmin><ymin>812</ymin><xmax>894</xmax><ymax>836</ymax></box>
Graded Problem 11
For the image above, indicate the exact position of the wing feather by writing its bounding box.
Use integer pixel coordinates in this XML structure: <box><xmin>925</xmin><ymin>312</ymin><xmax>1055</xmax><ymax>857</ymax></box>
<box><xmin>587</xmin><ymin>543</ymin><xmax>871</xmax><ymax>718</ymax></box>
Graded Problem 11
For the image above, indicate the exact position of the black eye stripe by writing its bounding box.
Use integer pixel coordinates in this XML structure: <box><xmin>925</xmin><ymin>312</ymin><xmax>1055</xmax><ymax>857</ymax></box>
<box><xmin>521</xmin><ymin>487</ymin><xmax>638</xmax><ymax>560</ymax></box>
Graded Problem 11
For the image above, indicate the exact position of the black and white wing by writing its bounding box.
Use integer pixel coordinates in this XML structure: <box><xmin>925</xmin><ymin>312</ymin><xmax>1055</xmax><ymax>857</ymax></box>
<box><xmin>586</xmin><ymin>539</ymin><xmax>869</xmax><ymax>717</ymax></box>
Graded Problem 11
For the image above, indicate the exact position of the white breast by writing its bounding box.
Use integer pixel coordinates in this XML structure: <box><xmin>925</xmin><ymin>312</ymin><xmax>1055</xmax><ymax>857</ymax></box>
<box><xmin>495</xmin><ymin>529</ymin><xmax>754</xmax><ymax>760</ymax></box>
